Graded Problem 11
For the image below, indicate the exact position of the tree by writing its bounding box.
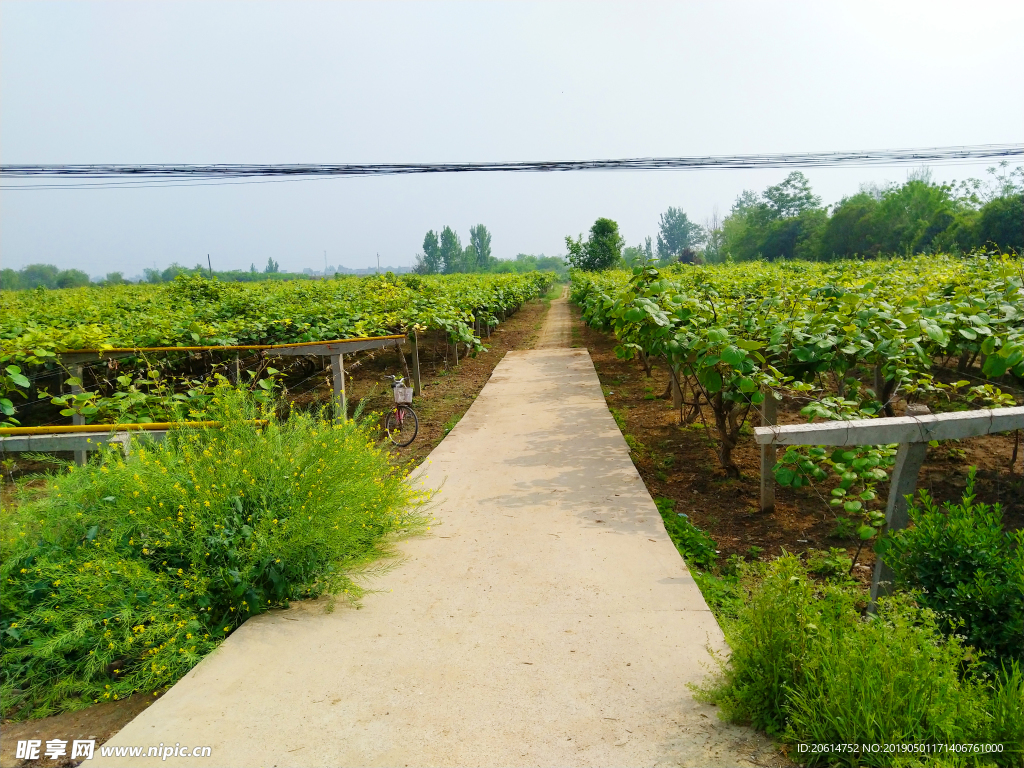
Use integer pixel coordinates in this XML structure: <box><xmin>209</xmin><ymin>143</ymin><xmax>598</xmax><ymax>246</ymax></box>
<box><xmin>264</xmin><ymin>258</ymin><xmax>280</xmax><ymax>274</ymax></box>
<box><xmin>819</xmin><ymin>193</ymin><xmax>880</xmax><ymax>258</ymax></box>
<box><xmin>623</xmin><ymin>236</ymin><xmax>654</xmax><ymax>267</ymax></box>
<box><xmin>468</xmin><ymin>224</ymin><xmax>492</xmax><ymax>268</ymax></box>
<box><xmin>19</xmin><ymin>264</ymin><xmax>61</xmax><ymax>289</ymax></box>
<box><xmin>250</xmin><ymin>263</ymin><xmax>257</xmax><ymax>274</ymax></box>
<box><xmin>722</xmin><ymin>173</ymin><xmax>825</xmax><ymax>261</ymax></box>
<box><xmin>416</xmin><ymin>230</ymin><xmax>442</xmax><ymax>274</ymax></box>
<box><xmin>701</xmin><ymin>208</ymin><xmax>726</xmax><ymax>263</ymax></box>
<box><xmin>656</xmin><ymin>207</ymin><xmax>704</xmax><ymax>262</ymax></box>
<box><xmin>566</xmin><ymin>218</ymin><xmax>624</xmax><ymax>271</ymax></box>
<box><xmin>762</xmin><ymin>171</ymin><xmax>821</xmax><ymax>219</ymax></box>
<box><xmin>439</xmin><ymin>226</ymin><xmax>463</xmax><ymax>273</ymax></box>
<box><xmin>975</xmin><ymin>194</ymin><xmax>1023</xmax><ymax>252</ymax></box>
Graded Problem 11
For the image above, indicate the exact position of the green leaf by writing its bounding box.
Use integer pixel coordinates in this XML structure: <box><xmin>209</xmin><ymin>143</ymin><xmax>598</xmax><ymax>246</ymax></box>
<box><xmin>720</xmin><ymin>345</ymin><xmax>746</xmax><ymax>368</ymax></box>
<box><xmin>982</xmin><ymin>355</ymin><xmax>1008</xmax><ymax>378</ymax></box>
<box><xmin>980</xmin><ymin>336</ymin><xmax>996</xmax><ymax>355</ymax></box>
<box><xmin>843</xmin><ymin>500</ymin><xmax>863</xmax><ymax>513</ymax></box>
<box><xmin>858</xmin><ymin>525</ymin><xmax>876</xmax><ymax>540</ymax></box>
<box><xmin>775</xmin><ymin>467</ymin><xmax>796</xmax><ymax>486</ymax></box>
<box><xmin>700</xmin><ymin>369</ymin><xmax>723</xmax><ymax>394</ymax></box>
<box><xmin>736</xmin><ymin>339</ymin><xmax>762</xmax><ymax>350</ymax></box>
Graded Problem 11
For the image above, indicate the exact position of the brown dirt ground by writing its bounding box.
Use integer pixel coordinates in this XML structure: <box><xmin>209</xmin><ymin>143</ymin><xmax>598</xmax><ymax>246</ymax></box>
<box><xmin>572</xmin><ymin>303</ymin><xmax>1024</xmax><ymax>585</ymax></box>
<box><xmin>0</xmin><ymin>297</ymin><xmax>552</xmax><ymax>766</ymax></box>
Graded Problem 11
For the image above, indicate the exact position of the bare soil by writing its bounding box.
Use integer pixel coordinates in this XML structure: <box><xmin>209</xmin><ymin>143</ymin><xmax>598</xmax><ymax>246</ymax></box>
<box><xmin>573</xmin><ymin>303</ymin><xmax>1024</xmax><ymax>583</ymax></box>
<box><xmin>0</xmin><ymin>694</ymin><xmax>160</xmax><ymax>768</ymax></box>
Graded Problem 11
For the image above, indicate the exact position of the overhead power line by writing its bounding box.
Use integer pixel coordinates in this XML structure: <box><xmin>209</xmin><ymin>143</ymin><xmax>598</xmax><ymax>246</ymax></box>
<box><xmin>2</xmin><ymin>144</ymin><xmax>1021</xmax><ymax>190</ymax></box>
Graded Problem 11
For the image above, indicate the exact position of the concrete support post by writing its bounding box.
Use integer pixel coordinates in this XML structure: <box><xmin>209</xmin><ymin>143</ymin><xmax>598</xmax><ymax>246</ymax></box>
<box><xmin>71</xmin><ymin>364</ymin><xmax>87</xmax><ymax>466</ymax></box>
<box><xmin>330</xmin><ymin>353</ymin><xmax>346</xmax><ymax>422</ymax></box>
<box><xmin>410</xmin><ymin>331</ymin><xmax>422</xmax><ymax>396</ymax></box>
<box><xmin>870</xmin><ymin>404</ymin><xmax>931</xmax><ymax>606</ymax></box>
<box><xmin>760</xmin><ymin>390</ymin><xmax>777</xmax><ymax>513</ymax></box>
<box><xmin>669</xmin><ymin>366</ymin><xmax>683</xmax><ymax>410</ymax></box>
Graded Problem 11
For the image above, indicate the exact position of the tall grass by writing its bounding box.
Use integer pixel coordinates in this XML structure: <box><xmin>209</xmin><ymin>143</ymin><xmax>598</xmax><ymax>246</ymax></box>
<box><xmin>697</xmin><ymin>555</ymin><xmax>1023</xmax><ymax>767</ymax></box>
<box><xmin>1</xmin><ymin>389</ymin><xmax>427</xmax><ymax>718</ymax></box>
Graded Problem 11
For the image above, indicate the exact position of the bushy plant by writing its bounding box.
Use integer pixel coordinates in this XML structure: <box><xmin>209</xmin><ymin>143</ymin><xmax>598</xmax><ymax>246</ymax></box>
<box><xmin>698</xmin><ymin>555</ymin><xmax>1017</xmax><ymax>766</ymax></box>
<box><xmin>1</xmin><ymin>389</ymin><xmax>426</xmax><ymax>718</ymax></box>
<box><xmin>879</xmin><ymin>469</ymin><xmax>1024</xmax><ymax>669</ymax></box>
<box><xmin>654</xmin><ymin>497</ymin><xmax>718</xmax><ymax>571</ymax></box>
<box><xmin>806</xmin><ymin>547</ymin><xmax>853</xmax><ymax>582</ymax></box>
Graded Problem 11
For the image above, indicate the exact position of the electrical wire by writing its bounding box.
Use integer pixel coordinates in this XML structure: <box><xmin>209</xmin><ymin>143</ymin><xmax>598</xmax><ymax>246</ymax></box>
<box><xmin>2</xmin><ymin>144</ymin><xmax>1021</xmax><ymax>190</ymax></box>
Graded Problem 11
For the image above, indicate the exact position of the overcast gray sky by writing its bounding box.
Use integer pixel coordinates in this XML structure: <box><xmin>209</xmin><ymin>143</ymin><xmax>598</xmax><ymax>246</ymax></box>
<box><xmin>2</xmin><ymin>1</ymin><xmax>1022</xmax><ymax>276</ymax></box>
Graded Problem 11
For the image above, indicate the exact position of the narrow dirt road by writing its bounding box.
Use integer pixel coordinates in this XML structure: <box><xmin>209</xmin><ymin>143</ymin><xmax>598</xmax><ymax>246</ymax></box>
<box><xmin>100</xmin><ymin>295</ymin><xmax>783</xmax><ymax>767</ymax></box>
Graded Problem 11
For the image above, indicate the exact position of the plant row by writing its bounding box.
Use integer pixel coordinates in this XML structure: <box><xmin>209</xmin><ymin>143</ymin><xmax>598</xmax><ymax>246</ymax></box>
<box><xmin>572</xmin><ymin>253</ymin><xmax>1023</xmax><ymax>539</ymax></box>
<box><xmin>0</xmin><ymin>271</ymin><xmax>554</xmax><ymax>425</ymax></box>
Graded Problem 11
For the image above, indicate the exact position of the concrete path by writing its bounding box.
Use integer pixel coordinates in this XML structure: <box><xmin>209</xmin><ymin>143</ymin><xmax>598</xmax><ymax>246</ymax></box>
<box><xmin>101</xmin><ymin>296</ymin><xmax>782</xmax><ymax>768</ymax></box>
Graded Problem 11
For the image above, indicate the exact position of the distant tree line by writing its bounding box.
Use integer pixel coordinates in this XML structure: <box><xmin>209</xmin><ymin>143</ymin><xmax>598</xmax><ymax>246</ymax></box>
<box><xmin>413</xmin><ymin>224</ymin><xmax>567</xmax><ymax>277</ymax></box>
<box><xmin>0</xmin><ymin>260</ymin><xmax>315</xmax><ymax>291</ymax></box>
<box><xmin>0</xmin><ymin>264</ymin><xmax>95</xmax><ymax>291</ymax></box>
<box><xmin>567</xmin><ymin>163</ymin><xmax>1023</xmax><ymax>271</ymax></box>
<box><xmin>693</xmin><ymin>163</ymin><xmax>1021</xmax><ymax>265</ymax></box>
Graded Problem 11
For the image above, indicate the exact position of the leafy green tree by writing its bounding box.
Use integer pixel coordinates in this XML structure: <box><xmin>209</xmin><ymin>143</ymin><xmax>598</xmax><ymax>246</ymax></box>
<box><xmin>55</xmin><ymin>269</ymin><xmax>91</xmax><ymax>288</ymax></box>
<box><xmin>440</xmin><ymin>226</ymin><xmax>464</xmax><ymax>274</ymax></box>
<box><xmin>566</xmin><ymin>218</ymin><xmax>625</xmax><ymax>271</ymax></box>
<box><xmin>468</xmin><ymin>224</ymin><xmax>493</xmax><ymax>268</ymax></box>
<box><xmin>417</xmin><ymin>230</ymin><xmax>442</xmax><ymax>274</ymax></box>
<box><xmin>19</xmin><ymin>264</ymin><xmax>61</xmax><ymax>289</ymax></box>
<box><xmin>624</xmin><ymin>236</ymin><xmax>654</xmax><ymax>268</ymax></box>
<box><xmin>975</xmin><ymin>194</ymin><xmax>1023</xmax><ymax>252</ymax></box>
<box><xmin>872</xmin><ymin>180</ymin><xmax>954</xmax><ymax>255</ymax></box>
<box><xmin>656</xmin><ymin>207</ymin><xmax>704</xmax><ymax>263</ymax></box>
<box><xmin>762</xmin><ymin>171</ymin><xmax>821</xmax><ymax>219</ymax></box>
<box><xmin>104</xmin><ymin>272</ymin><xmax>126</xmax><ymax>285</ymax></box>
<box><xmin>264</xmin><ymin>258</ymin><xmax>280</xmax><ymax>274</ymax></box>
<box><xmin>700</xmin><ymin>209</ymin><xmax>726</xmax><ymax>263</ymax></box>
<box><xmin>0</xmin><ymin>268</ymin><xmax>20</xmax><ymax>291</ymax></box>
<box><xmin>723</xmin><ymin>173</ymin><xmax>826</xmax><ymax>261</ymax></box>
<box><xmin>819</xmin><ymin>193</ymin><xmax>881</xmax><ymax>258</ymax></box>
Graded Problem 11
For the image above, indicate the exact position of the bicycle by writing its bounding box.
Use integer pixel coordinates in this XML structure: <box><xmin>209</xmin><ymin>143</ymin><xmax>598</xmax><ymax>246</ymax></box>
<box><xmin>383</xmin><ymin>375</ymin><xmax>419</xmax><ymax>447</ymax></box>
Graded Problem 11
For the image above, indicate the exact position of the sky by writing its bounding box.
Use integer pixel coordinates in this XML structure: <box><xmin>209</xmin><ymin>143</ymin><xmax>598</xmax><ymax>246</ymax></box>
<box><xmin>2</xmin><ymin>1</ymin><xmax>1022</xmax><ymax>277</ymax></box>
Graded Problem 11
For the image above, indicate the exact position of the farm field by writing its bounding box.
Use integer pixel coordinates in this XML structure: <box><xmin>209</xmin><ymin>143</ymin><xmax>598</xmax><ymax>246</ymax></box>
<box><xmin>571</xmin><ymin>254</ymin><xmax>1023</xmax><ymax>557</ymax></box>
<box><xmin>0</xmin><ymin>271</ymin><xmax>553</xmax><ymax>430</ymax></box>
<box><xmin>575</xmin><ymin>305</ymin><xmax>1023</xmax><ymax>578</ymax></box>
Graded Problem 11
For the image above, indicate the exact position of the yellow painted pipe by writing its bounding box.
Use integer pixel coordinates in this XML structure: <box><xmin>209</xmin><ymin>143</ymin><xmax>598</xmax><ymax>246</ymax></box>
<box><xmin>0</xmin><ymin>420</ymin><xmax>267</xmax><ymax>436</ymax></box>
<box><xmin>49</xmin><ymin>334</ymin><xmax>407</xmax><ymax>356</ymax></box>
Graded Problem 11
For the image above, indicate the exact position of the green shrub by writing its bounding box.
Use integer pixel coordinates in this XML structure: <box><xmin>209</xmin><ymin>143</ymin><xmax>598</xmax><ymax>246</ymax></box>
<box><xmin>806</xmin><ymin>547</ymin><xmax>853</xmax><ymax>583</ymax></box>
<box><xmin>699</xmin><ymin>555</ymin><xmax>1015</xmax><ymax>766</ymax></box>
<box><xmin>880</xmin><ymin>469</ymin><xmax>1024</xmax><ymax>669</ymax></box>
<box><xmin>655</xmin><ymin>497</ymin><xmax>718</xmax><ymax>571</ymax></box>
<box><xmin>1</xmin><ymin>390</ymin><xmax>426</xmax><ymax>718</ymax></box>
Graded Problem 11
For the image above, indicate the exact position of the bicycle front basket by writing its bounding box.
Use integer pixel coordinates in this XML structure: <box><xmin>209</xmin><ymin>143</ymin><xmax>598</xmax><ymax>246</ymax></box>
<box><xmin>394</xmin><ymin>385</ymin><xmax>414</xmax><ymax>405</ymax></box>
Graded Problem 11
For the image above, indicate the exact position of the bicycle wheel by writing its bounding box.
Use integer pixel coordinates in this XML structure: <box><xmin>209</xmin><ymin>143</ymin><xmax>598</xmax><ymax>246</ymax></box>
<box><xmin>384</xmin><ymin>405</ymin><xmax>419</xmax><ymax>447</ymax></box>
